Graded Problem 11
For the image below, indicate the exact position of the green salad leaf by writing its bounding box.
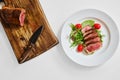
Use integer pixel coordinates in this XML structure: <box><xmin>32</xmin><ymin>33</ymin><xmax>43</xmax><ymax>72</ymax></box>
<box><xmin>69</xmin><ymin>23</ymin><xmax>76</xmax><ymax>31</ymax></box>
<box><xmin>82</xmin><ymin>20</ymin><xmax>95</xmax><ymax>27</ymax></box>
<box><xmin>96</xmin><ymin>30</ymin><xmax>105</xmax><ymax>42</ymax></box>
<box><xmin>69</xmin><ymin>24</ymin><xmax>84</xmax><ymax>47</ymax></box>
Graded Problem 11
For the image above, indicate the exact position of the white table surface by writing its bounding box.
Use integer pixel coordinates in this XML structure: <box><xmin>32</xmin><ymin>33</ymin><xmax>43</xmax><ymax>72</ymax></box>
<box><xmin>0</xmin><ymin>0</ymin><xmax>120</xmax><ymax>80</ymax></box>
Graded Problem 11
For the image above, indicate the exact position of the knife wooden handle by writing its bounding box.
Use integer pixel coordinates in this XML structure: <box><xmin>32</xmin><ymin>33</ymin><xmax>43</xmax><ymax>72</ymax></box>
<box><xmin>19</xmin><ymin>50</ymin><xmax>31</xmax><ymax>63</ymax></box>
<box><xmin>19</xmin><ymin>44</ymin><xmax>34</xmax><ymax>63</ymax></box>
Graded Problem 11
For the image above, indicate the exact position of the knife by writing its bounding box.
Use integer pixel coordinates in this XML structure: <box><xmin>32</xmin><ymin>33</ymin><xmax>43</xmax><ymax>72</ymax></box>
<box><xmin>19</xmin><ymin>25</ymin><xmax>44</xmax><ymax>63</ymax></box>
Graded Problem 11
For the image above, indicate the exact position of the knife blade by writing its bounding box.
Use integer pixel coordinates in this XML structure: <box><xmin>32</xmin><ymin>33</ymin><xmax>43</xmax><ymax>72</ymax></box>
<box><xmin>19</xmin><ymin>25</ymin><xmax>44</xmax><ymax>63</ymax></box>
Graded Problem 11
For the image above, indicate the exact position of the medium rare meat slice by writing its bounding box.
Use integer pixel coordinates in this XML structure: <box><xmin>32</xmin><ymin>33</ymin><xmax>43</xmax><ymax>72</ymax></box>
<box><xmin>85</xmin><ymin>37</ymin><xmax>101</xmax><ymax>46</ymax></box>
<box><xmin>81</xmin><ymin>26</ymin><xmax>92</xmax><ymax>33</ymax></box>
<box><xmin>0</xmin><ymin>7</ymin><xmax>26</xmax><ymax>26</ymax></box>
<box><xmin>84</xmin><ymin>32</ymin><xmax>98</xmax><ymax>41</ymax></box>
<box><xmin>85</xmin><ymin>42</ymin><xmax>102</xmax><ymax>54</ymax></box>
<box><xmin>81</xmin><ymin>25</ymin><xmax>102</xmax><ymax>54</ymax></box>
<box><xmin>83</xmin><ymin>29</ymin><xmax>95</xmax><ymax>37</ymax></box>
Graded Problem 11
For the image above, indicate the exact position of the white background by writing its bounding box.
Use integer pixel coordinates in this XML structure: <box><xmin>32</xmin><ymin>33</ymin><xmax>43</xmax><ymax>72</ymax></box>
<box><xmin>0</xmin><ymin>0</ymin><xmax>120</xmax><ymax>80</ymax></box>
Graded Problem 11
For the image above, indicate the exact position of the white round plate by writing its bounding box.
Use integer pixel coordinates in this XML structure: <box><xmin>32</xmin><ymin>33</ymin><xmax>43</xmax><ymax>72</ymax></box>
<box><xmin>61</xmin><ymin>9</ymin><xmax>119</xmax><ymax>67</ymax></box>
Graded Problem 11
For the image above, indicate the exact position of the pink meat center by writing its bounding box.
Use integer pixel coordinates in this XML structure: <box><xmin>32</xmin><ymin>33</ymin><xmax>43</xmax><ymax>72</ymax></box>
<box><xmin>87</xmin><ymin>43</ymin><xmax>101</xmax><ymax>52</ymax></box>
<box><xmin>19</xmin><ymin>11</ymin><xmax>25</xmax><ymax>26</ymax></box>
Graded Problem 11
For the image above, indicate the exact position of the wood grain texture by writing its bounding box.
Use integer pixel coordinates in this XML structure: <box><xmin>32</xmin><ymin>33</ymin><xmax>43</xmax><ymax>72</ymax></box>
<box><xmin>1</xmin><ymin>0</ymin><xmax>58</xmax><ymax>63</ymax></box>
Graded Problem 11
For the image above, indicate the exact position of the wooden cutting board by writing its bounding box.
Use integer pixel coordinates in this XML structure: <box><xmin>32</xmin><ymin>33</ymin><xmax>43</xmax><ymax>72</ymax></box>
<box><xmin>1</xmin><ymin>0</ymin><xmax>59</xmax><ymax>63</ymax></box>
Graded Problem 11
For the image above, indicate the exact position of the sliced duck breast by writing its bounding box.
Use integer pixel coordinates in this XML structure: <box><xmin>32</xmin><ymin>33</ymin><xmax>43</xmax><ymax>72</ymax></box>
<box><xmin>84</xmin><ymin>32</ymin><xmax>98</xmax><ymax>41</ymax></box>
<box><xmin>83</xmin><ymin>29</ymin><xmax>96</xmax><ymax>37</ymax></box>
<box><xmin>81</xmin><ymin>25</ymin><xmax>92</xmax><ymax>33</ymax></box>
<box><xmin>85</xmin><ymin>37</ymin><xmax>101</xmax><ymax>46</ymax></box>
<box><xmin>81</xmin><ymin>25</ymin><xmax>102</xmax><ymax>54</ymax></box>
<box><xmin>85</xmin><ymin>42</ymin><xmax>102</xmax><ymax>54</ymax></box>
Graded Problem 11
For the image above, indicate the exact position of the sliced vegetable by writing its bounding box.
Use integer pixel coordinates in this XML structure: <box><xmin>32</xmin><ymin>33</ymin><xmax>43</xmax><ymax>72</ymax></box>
<box><xmin>82</xmin><ymin>20</ymin><xmax>95</xmax><ymax>27</ymax></box>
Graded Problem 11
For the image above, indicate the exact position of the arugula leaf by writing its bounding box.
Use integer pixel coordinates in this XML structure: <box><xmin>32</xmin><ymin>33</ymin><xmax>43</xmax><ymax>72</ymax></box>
<box><xmin>96</xmin><ymin>30</ymin><xmax>101</xmax><ymax>36</ymax></box>
<box><xmin>73</xmin><ymin>31</ymin><xmax>83</xmax><ymax>41</ymax></box>
<box><xmin>96</xmin><ymin>30</ymin><xmax>105</xmax><ymax>42</ymax></box>
<box><xmin>82</xmin><ymin>20</ymin><xmax>95</xmax><ymax>27</ymax></box>
<box><xmin>70</xmin><ymin>31</ymin><xmax>75</xmax><ymax>38</ymax></box>
<box><xmin>70</xmin><ymin>41</ymin><xmax>78</xmax><ymax>47</ymax></box>
<box><xmin>69</xmin><ymin>23</ymin><xmax>76</xmax><ymax>31</ymax></box>
<box><xmin>70</xmin><ymin>29</ymin><xmax>84</xmax><ymax>47</ymax></box>
<box><xmin>70</xmin><ymin>40</ymin><xmax>83</xmax><ymax>47</ymax></box>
